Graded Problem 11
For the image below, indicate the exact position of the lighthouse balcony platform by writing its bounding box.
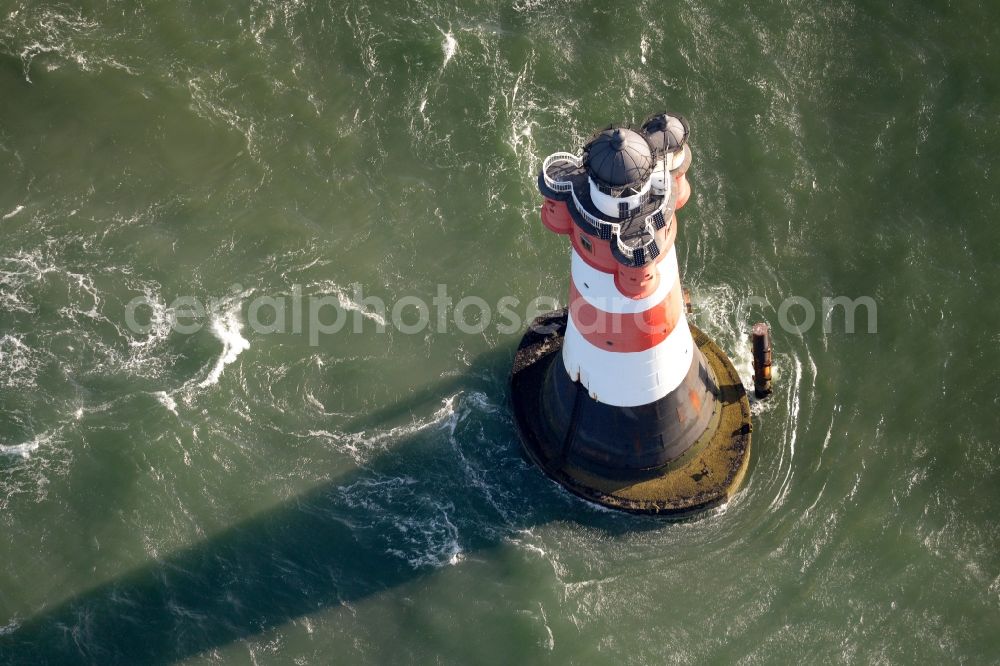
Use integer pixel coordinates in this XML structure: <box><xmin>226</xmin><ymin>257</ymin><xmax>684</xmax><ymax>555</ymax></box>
<box><xmin>538</xmin><ymin>152</ymin><xmax>678</xmax><ymax>268</ymax></box>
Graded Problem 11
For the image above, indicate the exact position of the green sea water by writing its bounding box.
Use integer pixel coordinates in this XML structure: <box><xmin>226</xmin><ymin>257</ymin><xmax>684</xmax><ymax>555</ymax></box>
<box><xmin>1</xmin><ymin>0</ymin><xmax>999</xmax><ymax>663</ymax></box>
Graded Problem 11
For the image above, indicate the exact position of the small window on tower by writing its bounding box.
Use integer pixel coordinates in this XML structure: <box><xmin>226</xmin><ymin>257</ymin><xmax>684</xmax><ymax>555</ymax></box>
<box><xmin>580</xmin><ymin>236</ymin><xmax>593</xmax><ymax>253</ymax></box>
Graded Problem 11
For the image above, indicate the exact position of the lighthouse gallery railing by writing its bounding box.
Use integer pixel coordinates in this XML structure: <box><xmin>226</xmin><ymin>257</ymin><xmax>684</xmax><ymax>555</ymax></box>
<box><xmin>541</xmin><ymin>152</ymin><xmax>671</xmax><ymax>264</ymax></box>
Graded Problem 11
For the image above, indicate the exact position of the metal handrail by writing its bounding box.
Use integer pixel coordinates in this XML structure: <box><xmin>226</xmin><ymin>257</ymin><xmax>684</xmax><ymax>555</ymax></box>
<box><xmin>542</xmin><ymin>151</ymin><xmax>673</xmax><ymax>264</ymax></box>
<box><xmin>541</xmin><ymin>152</ymin><xmax>581</xmax><ymax>193</ymax></box>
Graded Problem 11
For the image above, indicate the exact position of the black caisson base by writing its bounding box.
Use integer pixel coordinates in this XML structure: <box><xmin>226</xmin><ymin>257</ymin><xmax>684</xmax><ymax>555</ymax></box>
<box><xmin>510</xmin><ymin>309</ymin><xmax>752</xmax><ymax>517</ymax></box>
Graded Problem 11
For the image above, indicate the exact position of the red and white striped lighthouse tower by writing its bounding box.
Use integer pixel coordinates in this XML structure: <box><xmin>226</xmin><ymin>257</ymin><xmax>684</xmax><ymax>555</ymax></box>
<box><xmin>511</xmin><ymin>113</ymin><xmax>752</xmax><ymax>516</ymax></box>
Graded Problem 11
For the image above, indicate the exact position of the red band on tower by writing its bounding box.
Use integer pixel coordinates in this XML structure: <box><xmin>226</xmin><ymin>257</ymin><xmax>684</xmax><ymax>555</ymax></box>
<box><xmin>569</xmin><ymin>278</ymin><xmax>683</xmax><ymax>352</ymax></box>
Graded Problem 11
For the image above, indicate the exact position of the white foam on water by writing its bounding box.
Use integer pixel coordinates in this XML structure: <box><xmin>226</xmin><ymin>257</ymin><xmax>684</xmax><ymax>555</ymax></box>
<box><xmin>304</xmin><ymin>391</ymin><xmax>326</xmax><ymax>413</ymax></box>
<box><xmin>334</xmin><ymin>474</ymin><xmax>464</xmax><ymax>568</ymax></box>
<box><xmin>512</xmin><ymin>0</ymin><xmax>548</xmax><ymax>11</ymax></box>
<box><xmin>4</xmin><ymin>5</ymin><xmax>136</xmax><ymax>82</ymax></box>
<box><xmin>442</xmin><ymin>391</ymin><xmax>518</xmax><ymax>522</ymax></box>
<box><xmin>0</xmin><ymin>441</ymin><xmax>40</xmax><ymax>459</ymax></box>
<box><xmin>58</xmin><ymin>270</ymin><xmax>104</xmax><ymax>322</ymax></box>
<box><xmin>0</xmin><ymin>249</ymin><xmax>56</xmax><ymax>315</ymax></box>
<box><xmin>323</xmin><ymin>393</ymin><xmax>496</xmax><ymax>570</ymax></box>
<box><xmin>768</xmin><ymin>356</ymin><xmax>802</xmax><ymax>512</ymax></box>
<box><xmin>439</xmin><ymin>27</ymin><xmax>457</xmax><ymax>67</ymax></box>
<box><xmin>538</xmin><ymin>603</ymin><xmax>555</xmax><ymax>650</ymax></box>
<box><xmin>388</xmin><ymin>508</ymin><xmax>463</xmax><ymax>569</ymax></box>
<box><xmin>336</xmin><ymin>291</ymin><xmax>386</xmax><ymax>327</ymax></box>
<box><xmin>121</xmin><ymin>283</ymin><xmax>174</xmax><ymax>377</ymax></box>
<box><xmin>688</xmin><ymin>283</ymin><xmax>779</xmax><ymax>415</ymax></box>
<box><xmin>302</xmin><ymin>388</ymin><xmax>351</xmax><ymax>418</ymax></box>
<box><xmin>155</xmin><ymin>391</ymin><xmax>179</xmax><ymax>415</ymax></box>
<box><xmin>198</xmin><ymin>304</ymin><xmax>251</xmax><ymax>389</ymax></box>
<box><xmin>306</xmin><ymin>393</ymin><xmax>459</xmax><ymax>463</ymax></box>
<box><xmin>2</xmin><ymin>205</ymin><xmax>24</xmax><ymax>220</ymax></box>
<box><xmin>0</xmin><ymin>430</ymin><xmax>57</xmax><ymax>460</ymax></box>
<box><xmin>815</xmin><ymin>404</ymin><xmax>840</xmax><ymax>471</ymax></box>
<box><xmin>689</xmin><ymin>285</ymin><xmax>754</xmax><ymax>381</ymax></box>
<box><xmin>501</xmin><ymin>59</ymin><xmax>540</xmax><ymax>178</ymax></box>
<box><xmin>186</xmin><ymin>73</ymin><xmax>263</xmax><ymax>166</ymax></box>
<box><xmin>0</xmin><ymin>334</ymin><xmax>39</xmax><ymax>389</ymax></box>
<box><xmin>308</xmin><ymin>280</ymin><xmax>388</xmax><ymax>327</ymax></box>
<box><xmin>690</xmin><ymin>282</ymin><xmax>812</xmax><ymax>516</ymax></box>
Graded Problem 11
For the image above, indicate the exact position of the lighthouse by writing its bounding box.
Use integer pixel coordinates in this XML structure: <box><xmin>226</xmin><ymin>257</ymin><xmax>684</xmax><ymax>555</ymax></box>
<box><xmin>511</xmin><ymin>113</ymin><xmax>752</xmax><ymax>516</ymax></box>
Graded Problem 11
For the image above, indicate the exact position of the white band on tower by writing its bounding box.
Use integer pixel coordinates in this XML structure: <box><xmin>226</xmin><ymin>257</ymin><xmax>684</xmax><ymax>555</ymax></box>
<box><xmin>562</xmin><ymin>314</ymin><xmax>695</xmax><ymax>407</ymax></box>
<box><xmin>570</xmin><ymin>247</ymin><xmax>678</xmax><ymax>314</ymax></box>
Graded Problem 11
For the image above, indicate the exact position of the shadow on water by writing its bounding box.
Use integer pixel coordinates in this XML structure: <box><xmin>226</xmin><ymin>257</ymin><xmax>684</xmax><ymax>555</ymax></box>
<box><xmin>0</xmin><ymin>345</ymin><xmax>672</xmax><ymax>664</ymax></box>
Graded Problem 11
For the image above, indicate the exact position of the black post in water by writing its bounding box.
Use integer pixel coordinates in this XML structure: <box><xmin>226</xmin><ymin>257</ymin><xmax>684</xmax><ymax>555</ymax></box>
<box><xmin>751</xmin><ymin>322</ymin><xmax>772</xmax><ymax>399</ymax></box>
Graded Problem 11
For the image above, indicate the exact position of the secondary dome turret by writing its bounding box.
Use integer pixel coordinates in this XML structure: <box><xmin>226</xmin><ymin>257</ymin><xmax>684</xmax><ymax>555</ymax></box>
<box><xmin>641</xmin><ymin>113</ymin><xmax>689</xmax><ymax>157</ymax></box>
<box><xmin>583</xmin><ymin>127</ymin><xmax>653</xmax><ymax>191</ymax></box>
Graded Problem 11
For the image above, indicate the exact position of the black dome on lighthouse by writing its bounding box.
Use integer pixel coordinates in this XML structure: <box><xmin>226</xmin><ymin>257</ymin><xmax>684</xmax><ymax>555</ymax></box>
<box><xmin>641</xmin><ymin>113</ymin><xmax>689</xmax><ymax>156</ymax></box>
<box><xmin>583</xmin><ymin>127</ymin><xmax>654</xmax><ymax>190</ymax></box>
